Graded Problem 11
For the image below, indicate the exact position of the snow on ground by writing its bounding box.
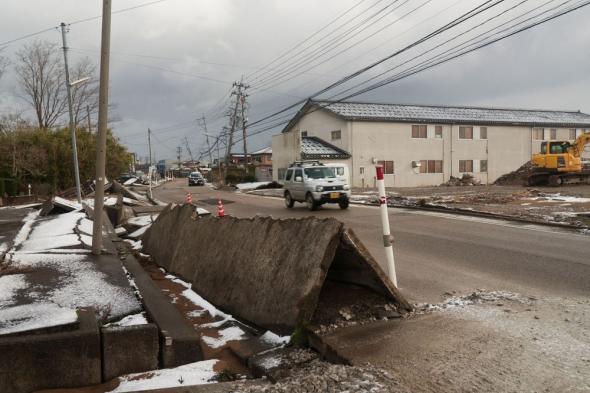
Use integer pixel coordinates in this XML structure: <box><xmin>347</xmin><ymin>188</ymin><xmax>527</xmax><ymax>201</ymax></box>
<box><xmin>11</xmin><ymin>210</ymin><xmax>40</xmax><ymax>249</ymax></box>
<box><xmin>0</xmin><ymin>302</ymin><xmax>78</xmax><ymax>335</ymax></box>
<box><xmin>124</xmin><ymin>239</ymin><xmax>143</xmax><ymax>250</ymax></box>
<box><xmin>202</xmin><ymin>326</ymin><xmax>246</xmax><ymax>348</ymax></box>
<box><xmin>123</xmin><ymin>178</ymin><xmax>138</xmax><ymax>186</ymax></box>
<box><xmin>528</xmin><ymin>193</ymin><xmax>590</xmax><ymax>203</ymax></box>
<box><xmin>0</xmin><ymin>274</ymin><xmax>27</xmax><ymax>307</ymax></box>
<box><xmin>167</xmin><ymin>275</ymin><xmax>231</xmax><ymax>320</ymax></box>
<box><xmin>16</xmin><ymin>212</ymin><xmax>86</xmax><ymax>252</ymax></box>
<box><xmin>260</xmin><ymin>330</ymin><xmax>290</xmax><ymax>346</ymax></box>
<box><xmin>127</xmin><ymin>215</ymin><xmax>157</xmax><ymax>227</ymax></box>
<box><xmin>53</xmin><ymin>196</ymin><xmax>83</xmax><ymax>211</ymax></box>
<box><xmin>106</xmin><ymin>312</ymin><xmax>149</xmax><ymax>327</ymax></box>
<box><xmin>235</xmin><ymin>182</ymin><xmax>271</xmax><ymax>191</ymax></box>
<box><xmin>108</xmin><ymin>360</ymin><xmax>219</xmax><ymax>392</ymax></box>
<box><xmin>0</xmin><ymin>203</ymin><xmax>42</xmax><ymax>210</ymax></box>
<box><xmin>12</xmin><ymin>252</ymin><xmax>140</xmax><ymax>319</ymax></box>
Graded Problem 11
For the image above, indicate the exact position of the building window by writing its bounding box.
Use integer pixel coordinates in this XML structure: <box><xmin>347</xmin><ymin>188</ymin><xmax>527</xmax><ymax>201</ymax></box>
<box><xmin>459</xmin><ymin>126</ymin><xmax>473</xmax><ymax>139</ymax></box>
<box><xmin>459</xmin><ymin>160</ymin><xmax>473</xmax><ymax>173</ymax></box>
<box><xmin>480</xmin><ymin>127</ymin><xmax>488</xmax><ymax>140</ymax></box>
<box><xmin>435</xmin><ymin>126</ymin><xmax>443</xmax><ymax>138</ymax></box>
<box><xmin>532</xmin><ymin>128</ymin><xmax>544</xmax><ymax>140</ymax></box>
<box><xmin>331</xmin><ymin>130</ymin><xmax>341</xmax><ymax>140</ymax></box>
<box><xmin>301</xmin><ymin>130</ymin><xmax>308</xmax><ymax>137</ymax></box>
<box><xmin>411</xmin><ymin>125</ymin><xmax>427</xmax><ymax>138</ymax></box>
<box><xmin>569</xmin><ymin>129</ymin><xmax>577</xmax><ymax>140</ymax></box>
<box><xmin>377</xmin><ymin>160</ymin><xmax>394</xmax><ymax>174</ymax></box>
<box><xmin>480</xmin><ymin>160</ymin><xmax>488</xmax><ymax>173</ymax></box>
<box><xmin>359</xmin><ymin>167</ymin><xmax>364</xmax><ymax>174</ymax></box>
<box><xmin>550</xmin><ymin>129</ymin><xmax>557</xmax><ymax>140</ymax></box>
<box><xmin>419</xmin><ymin>160</ymin><xmax>443</xmax><ymax>173</ymax></box>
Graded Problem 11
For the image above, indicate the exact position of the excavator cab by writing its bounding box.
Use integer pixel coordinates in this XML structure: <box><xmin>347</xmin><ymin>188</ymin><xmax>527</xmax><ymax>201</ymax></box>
<box><xmin>529</xmin><ymin>132</ymin><xmax>590</xmax><ymax>186</ymax></box>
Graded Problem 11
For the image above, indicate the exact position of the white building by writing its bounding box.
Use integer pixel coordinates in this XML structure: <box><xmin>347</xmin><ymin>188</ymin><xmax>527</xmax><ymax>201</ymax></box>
<box><xmin>272</xmin><ymin>100</ymin><xmax>590</xmax><ymax>188</ymax></box>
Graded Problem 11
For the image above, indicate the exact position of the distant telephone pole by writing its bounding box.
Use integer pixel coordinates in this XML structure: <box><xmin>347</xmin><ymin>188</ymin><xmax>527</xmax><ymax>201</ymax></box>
<box><xmin>148</xmin><ymin>128</ymin><xmax>153</xmax><ymax>198</ymax></box>
<box><xmin>176</xmin><ymin>146</ymin><xmax>182</xmax><ymax>169</ymax></box>
<box><xmin>225</xmin><ymin>78</ymin><xmax>249</xmax><ymax>168</ymax></box>
<box><xmin>60</xmin><ymin>22</ymin><xmax>82</xmax><ymax>203</ymax></box>
<box><xmin>91</xmin><ymin>0</ymin><xmax>112</xmax><ymax>255</ymax></box>
<box><xmin>200</xmin><ymin>115</ymin><xmax>213</xmax><ymax>165</ymax></box>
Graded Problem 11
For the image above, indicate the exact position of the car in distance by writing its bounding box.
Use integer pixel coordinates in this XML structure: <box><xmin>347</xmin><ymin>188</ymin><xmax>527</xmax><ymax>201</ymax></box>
<box><xmin>283</xmin><ymin>160</ymin><xmax>351</xmax><ymax>211</ymax></box>
<box><xmin>188</xmin><ymin>172</ymin><xmax>205</xmax><ymax>186</ymax></box>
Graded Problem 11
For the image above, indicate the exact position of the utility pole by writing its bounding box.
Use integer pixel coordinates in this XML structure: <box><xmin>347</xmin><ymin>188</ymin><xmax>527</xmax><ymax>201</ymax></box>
<box><xmin>176</xmin><ymin>146</ymin><xmax>182</xmax><ymax>170</ymax></box>
<box><xmin>91</xmin><ymin>0</ymin><xmax>112</xmax><ymax>255</ymax></box>
<box><xmin>60</xmin><ymin>22</ymin><xmax>82</xmax><ymax>203</ymax></box>
<box><xmin>240</xmin><ymin>92</ymin><xmax>248</xmax><ymax>165</ymax></box>
<box><xmin>86</xmin><ymin>105</ymin><xmax>92</xmax><ymax>132</ymax></box>
<box><xmin>148</xmin><ymin>128</ymin><xmax>153</xmax><ymax>198</ymax></box>
<box><xmin>183</xmin><ymin>136</ymin><xmax>194</xmax><ymax>162</ymax></box>
<box><xmin>200</xmin><ymin>115</ymin><xmax>213</xmax><ymax>165</ymax></box>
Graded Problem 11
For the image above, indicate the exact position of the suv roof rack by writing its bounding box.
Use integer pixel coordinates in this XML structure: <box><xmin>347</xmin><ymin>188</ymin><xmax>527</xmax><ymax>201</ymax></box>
<box><xmin>290</xmin><ymin>160</ymin><xmax>324</xmax><ymax>168</ymax></box>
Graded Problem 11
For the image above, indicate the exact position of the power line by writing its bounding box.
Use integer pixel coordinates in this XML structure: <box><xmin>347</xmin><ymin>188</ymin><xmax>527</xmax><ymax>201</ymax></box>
<box><xmin>238</xmin><ymin>0</ymin><xmax>590</xmax><ymax>144</ymax></box>
<box><xmin>245</xmin><ymin>0</ymin><xmax>369</xmax><ymax>81</ymax></box>
<box><xmin>0</xmin><ymin>0</ymin><xmax>172</xmax><ymax>48</ymax></box>
<box><xmin>246</xmin><ymin>0</ymin><xmax>504</xmax><ymax>129</ymax></box>
<box><xmin>250</xmin><ymin>0</ymin><xmax>399</xmax><ymax>87</ymax></box>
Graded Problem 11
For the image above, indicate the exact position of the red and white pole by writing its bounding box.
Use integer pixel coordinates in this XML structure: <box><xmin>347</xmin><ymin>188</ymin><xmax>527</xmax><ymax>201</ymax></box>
<box><xmin>376</xmin><ymin>165</ymin><xmax>398</xmax><ymax>287</ymax></box>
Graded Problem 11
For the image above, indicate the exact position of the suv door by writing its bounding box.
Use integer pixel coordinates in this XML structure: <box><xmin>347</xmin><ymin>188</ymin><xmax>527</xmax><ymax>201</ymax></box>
<box><xmin>292</xmin><ymin>168</ymin><xmax>304</xmax><ymax>200</ymax></box>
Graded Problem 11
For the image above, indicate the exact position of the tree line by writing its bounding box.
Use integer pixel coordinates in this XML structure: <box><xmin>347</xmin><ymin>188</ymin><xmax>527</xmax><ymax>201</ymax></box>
<box><xmin>0</xmin><ymin>40</ymin><xmax>130</xmax><ymax>195</ymax></box>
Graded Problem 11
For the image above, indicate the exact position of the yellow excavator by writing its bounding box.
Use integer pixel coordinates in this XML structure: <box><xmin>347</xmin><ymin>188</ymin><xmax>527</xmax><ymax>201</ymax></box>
<box><xmin>528</xmin><ymin>132</ymin><xmax>590</xmax><ymax>186</ymax></box>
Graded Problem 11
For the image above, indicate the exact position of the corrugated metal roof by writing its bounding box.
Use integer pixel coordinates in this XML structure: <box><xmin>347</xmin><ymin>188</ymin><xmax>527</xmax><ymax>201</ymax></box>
<box><xmin>313</xmin><ymin>100</ymin><xmax>590</xmax><ymax>127</ymax></box>
<box><xmin>301</xmin><ymin>136</ymin><xmax>350</xmax><ymax>159</ymax></box>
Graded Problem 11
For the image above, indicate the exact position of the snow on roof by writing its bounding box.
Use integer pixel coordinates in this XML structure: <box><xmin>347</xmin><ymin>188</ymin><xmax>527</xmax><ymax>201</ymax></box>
<box><xmin>301</xmin><ymin>136</ymin><xmax>351</xmax><ymax>159</ymax></box>
<box><xmin>251</xmin><ymin>146</ymin><xmax>272</xmax><ymax>155</ymax></box>
<box><xmin>312</xmin><ymin>100</ymin><xmax>590</xmax><ymax>127</ymax></box>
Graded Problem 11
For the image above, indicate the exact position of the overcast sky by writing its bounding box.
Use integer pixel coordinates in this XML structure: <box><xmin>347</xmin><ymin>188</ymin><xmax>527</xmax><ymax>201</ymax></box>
<box><xmin>1</xmin><ymin>0</ymin><xmax>589</xmax><ymax>162</ymax></box>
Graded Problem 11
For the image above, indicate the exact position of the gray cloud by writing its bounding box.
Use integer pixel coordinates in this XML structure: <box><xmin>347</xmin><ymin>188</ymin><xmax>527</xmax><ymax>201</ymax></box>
<box><xmin>1</xmin><ymin>0</ymin><xmax>589</xmax><ymax>161</ymax></box>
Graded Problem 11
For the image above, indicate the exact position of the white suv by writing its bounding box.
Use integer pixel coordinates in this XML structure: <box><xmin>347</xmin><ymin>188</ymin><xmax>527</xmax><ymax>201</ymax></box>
<box><xmin>283</xmin><ymin>161</ymin><xmax>351</xmax><ymax>211</ymax></box>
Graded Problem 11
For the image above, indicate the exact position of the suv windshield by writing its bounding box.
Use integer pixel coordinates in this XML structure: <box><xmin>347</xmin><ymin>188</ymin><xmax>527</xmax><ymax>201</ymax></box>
<box><xmin>189</xmin><ymin>173</ymin><xmax>201</xmax><ymax>178</ymax></box>
<box><xmin>304</xmin><ymin>167</ymin><xmax>335</xmax><ymax>179</ymax></box>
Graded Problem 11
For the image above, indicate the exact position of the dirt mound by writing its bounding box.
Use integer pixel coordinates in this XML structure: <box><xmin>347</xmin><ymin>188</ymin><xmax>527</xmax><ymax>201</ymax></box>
<box><xmin>441</xmin><ymin>173</ymin><xmax>481</xmax><ymax>187</ymax></box>
<box><xmin>494</xmin><ymin>161</ymin><xmax>536</xmax><ymax>186</ymax></box>
<box><xmin>255</xmin><ymin>181</ymin><xmax>282</xmax><ymax>190</ymax></box>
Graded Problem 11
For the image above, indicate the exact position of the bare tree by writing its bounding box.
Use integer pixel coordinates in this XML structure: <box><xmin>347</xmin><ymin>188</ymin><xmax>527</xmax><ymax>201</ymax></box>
<box><xmin>69</xmin><ymin>57</ymin><xmax>99</xmax><ymax>128</ymax></box>
<box><xmin>14</xmin><ymin>40</ymin><xmax>68</xmax><ymax>129</ymax></box>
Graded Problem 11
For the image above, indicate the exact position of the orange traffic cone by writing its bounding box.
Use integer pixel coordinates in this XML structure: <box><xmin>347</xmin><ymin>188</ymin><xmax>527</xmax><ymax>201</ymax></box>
<box><xmin>217</xmin><ymin>199</ymin><xmax>225</xmax><ymax>217</ymax></box>
<box><xmin>185</xmin><ymin>193</ymin><xmax>193</xmax><ymax>205</ymax></box>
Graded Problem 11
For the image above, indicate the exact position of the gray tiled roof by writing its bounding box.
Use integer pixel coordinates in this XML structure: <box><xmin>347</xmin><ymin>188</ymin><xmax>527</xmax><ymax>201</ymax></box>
<box><xmin>314</xmin><ymin>101</ymin><xmax>590</xmax><ymax>127</ymax></box>
<box><xmin>301</xmin><ymin>136</ymin><xmax>350</xmax><ymax>159</ymax></box>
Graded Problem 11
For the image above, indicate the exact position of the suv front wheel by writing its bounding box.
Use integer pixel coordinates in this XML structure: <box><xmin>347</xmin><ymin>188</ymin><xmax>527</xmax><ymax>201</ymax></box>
<box><xmin>284</xmin><ymin>191</ymin><xmax>294</xmax><ymax>208</ymax></box>
<box><xmin>339</xmin><ymin>198</ymin><xmax>349</xmax><ymax>210</ymax></box>
<box><xmin>306</xmin><ymin>193</ymin><xmax>318</xmax><ymax>211</ymax></box>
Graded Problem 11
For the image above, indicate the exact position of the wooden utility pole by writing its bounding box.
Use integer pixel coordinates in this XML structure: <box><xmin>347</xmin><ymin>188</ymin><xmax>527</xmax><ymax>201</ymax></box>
<box><xmin>91</xmin><ymin>0</ymin><xmax>112</xmax><ymax>255</ymax></box>
<box><xmin>240</xmin><ymin>93</ymin><xmax>248</xmax><ymax>165</ymax></box>
<box><xmin>148</xmin><ymin>128</ymin><xmax>153</xmax><ymax>198</ymax></box>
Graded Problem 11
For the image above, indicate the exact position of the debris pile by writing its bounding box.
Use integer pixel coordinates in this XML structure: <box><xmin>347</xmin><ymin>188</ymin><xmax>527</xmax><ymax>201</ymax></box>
<box><xmin>441</xmin><ymin>173</ymin><xmax>481</xmax><ymax>187</ymax></box>
<box><xmin>494</xmin><ymin>161</ymin><xmax>536</xmax><ymax>185</ymax></box>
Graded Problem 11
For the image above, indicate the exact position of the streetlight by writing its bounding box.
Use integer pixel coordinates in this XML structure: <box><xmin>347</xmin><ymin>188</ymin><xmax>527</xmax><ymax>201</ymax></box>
<box><xmin>61</xmin><ymin>22</ymin><xmax>91</xmax><ymax>203</ymax></box>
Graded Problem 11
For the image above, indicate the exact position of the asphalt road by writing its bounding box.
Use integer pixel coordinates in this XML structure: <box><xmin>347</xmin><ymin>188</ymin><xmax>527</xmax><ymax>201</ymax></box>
<box><xmin>154</xmin><ymin>180</ymin><xmax>590</xmax><ymax>303</ymax></box>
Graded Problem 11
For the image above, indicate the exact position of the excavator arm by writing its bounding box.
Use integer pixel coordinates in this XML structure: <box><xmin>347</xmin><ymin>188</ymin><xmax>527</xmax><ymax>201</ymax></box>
<box><xmin>573</xmin><ymin>132</ymin><xmax>590</xmax><ymax>156</ymax></box>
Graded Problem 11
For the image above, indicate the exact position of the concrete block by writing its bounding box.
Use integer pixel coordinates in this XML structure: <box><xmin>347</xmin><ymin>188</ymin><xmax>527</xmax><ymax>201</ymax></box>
<box><xmin>142</xmin><ymin>204</ymin><xmax>411</xmax><ymax>335</ymax></box>
<box><xmin>0</xmin><ymin>309</ymin><xmax>101</xmax><ymax>393</ymax></box>
<box><xmin>120</xmin><ymin>252</ymin><xmax>203</xmax><ymax>368</ymax></box>
<box><xmin>101</xmin><ymin>323</ymin><xmax>159</xmax><ymax>381</ymax></box>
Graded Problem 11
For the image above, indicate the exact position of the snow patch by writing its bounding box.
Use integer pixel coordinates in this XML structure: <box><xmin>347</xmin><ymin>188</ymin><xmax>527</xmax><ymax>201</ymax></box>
<box><xmin>106</xmin><ymin>312</ymin><xmax>149</xmax><ymax>327</ymax></box>
<box><xmin>127</xmin><ymin>215</ymin><xmax>157</xmax><ymax>227</ymax></box>
<box><xmin>53</xmin><ymin>196</ymin><xmax>83</xmax><ymax>211</ymax></box>
<box><xmin>202</xmin><ymin>326</ymin><xmax>246</xmax><ymax>348</ymax></box>
<box><xmin>109</xmin><ymin>360</ymin><xmax>219</xmax><ymax>392</ymax></box>
<box><xmin>235</xmin><ymin>181</ymin><xmax>271</xmax><ymax>191</ymax></box>
<box><xmin>11</xmin><ymin>210</ymin><xmax>40</xmax><ymax>248</ymax></box>
<box><xmin>0</xmin><ymin>274</ymin><xmax>27</xmax><ymax>307</ymax></box>
<box><xmin>0</xmin><ymin>302</ymin><xmax>78</xmax><ymax>335</ymax></box>
<box><xmin>260</xmin><ymin>330</ymin><xmax>290</xmax><ymax>346</ymax></box>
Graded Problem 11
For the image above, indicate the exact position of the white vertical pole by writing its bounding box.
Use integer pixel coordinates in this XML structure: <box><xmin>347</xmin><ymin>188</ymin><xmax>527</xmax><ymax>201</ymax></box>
<box><xmin>376</xmin><ymin>165</ymin><xmax>398</xmax><ymax>287</ymax></box>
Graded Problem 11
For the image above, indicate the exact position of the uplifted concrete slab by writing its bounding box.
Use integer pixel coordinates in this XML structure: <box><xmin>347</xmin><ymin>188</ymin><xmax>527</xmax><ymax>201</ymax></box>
<box><xmin>142</xmin><ymin>204</ymin><xmax>410</xmax><ymax>334</ymax></box>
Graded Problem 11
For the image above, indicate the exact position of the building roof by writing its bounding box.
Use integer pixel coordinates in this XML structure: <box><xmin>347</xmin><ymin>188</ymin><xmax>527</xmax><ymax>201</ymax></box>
<box><xmin>301</xmin><ymin>136</ymin><xmax>351</xmax><ymax>160</ymax></box>
<box><xmin>251</xmin><ymin>147</ymin><xmax>272</xmax><ymax>155</ymax></box>
<box><xmin>282</xmin><ymin>100</ymin><xmax>590</xmax><ymax>132</ymax></box>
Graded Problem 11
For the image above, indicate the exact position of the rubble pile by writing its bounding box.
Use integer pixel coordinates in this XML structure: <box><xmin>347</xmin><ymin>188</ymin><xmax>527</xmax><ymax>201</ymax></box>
<box><xmin>494</xmin><ymin>161</ymin><xmax>536</xmax><ymax>185</ymax></box>
<box><xmin>441</xmin><ymin>173</ymin><xmax>481</xmax><ymax>187</ymax></box>
<box><xmin>230</xmin><ymin>357</ymin><xmax>405</xmax><ymax>393</ymax></box>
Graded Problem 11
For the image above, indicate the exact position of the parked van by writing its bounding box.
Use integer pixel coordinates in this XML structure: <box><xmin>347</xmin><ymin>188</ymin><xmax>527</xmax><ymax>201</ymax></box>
<box><xmin>324</xmin><ymin>163</ymin><xmax>350</xmax><ymax>185</ymax></box>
